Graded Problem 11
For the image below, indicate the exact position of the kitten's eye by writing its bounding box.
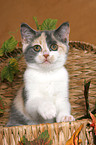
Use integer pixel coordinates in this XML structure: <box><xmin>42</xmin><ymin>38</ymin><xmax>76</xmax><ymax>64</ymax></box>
<box><xmin>50</xmin><ymin>44</ymin><xmax>58</xmax><ymax>51</ymax></box>
<box><xmin>33</xmin><ymin>45</ymin><xmax>42</xmax><ymax>52</ymax></box>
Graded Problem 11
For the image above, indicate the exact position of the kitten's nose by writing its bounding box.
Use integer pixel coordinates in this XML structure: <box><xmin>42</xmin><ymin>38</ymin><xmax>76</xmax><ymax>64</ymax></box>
<box><xmin>43</xmin><ymin>54</ymin><xmax>49</xmax><ymax>59</ymax></box>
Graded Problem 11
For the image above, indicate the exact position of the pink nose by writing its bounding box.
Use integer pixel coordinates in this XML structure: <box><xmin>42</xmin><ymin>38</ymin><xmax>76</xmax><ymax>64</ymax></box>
<box><xmin>43</xmin><ymin>54</ymin><xmax>49</xmax><ymax>59</ymax></box>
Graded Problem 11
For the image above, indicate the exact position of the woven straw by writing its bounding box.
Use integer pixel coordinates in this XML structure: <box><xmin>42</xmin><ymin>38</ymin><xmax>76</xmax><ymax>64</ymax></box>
<box><xmin>0</xmin><ymin>119</ymin><xmax>94</xmax><ymax>145</ymax></box>
<box><xmin>0</xmin><ymin>41</ymin><xmax>96</xmax><ymax>144</ymax></box>
<box><xmin>67</xmin><ymin>41</ymin><xmax>96</xmax><ymax>119</ymax></box>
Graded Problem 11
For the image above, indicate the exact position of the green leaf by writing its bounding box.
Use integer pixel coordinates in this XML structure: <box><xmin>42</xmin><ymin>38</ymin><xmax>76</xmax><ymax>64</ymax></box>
<box><xmin>33</xmin><ymin>17</ymin><xmax>58</xmax><ymax>31</ymax></box>
<box><xmin>9</xmin><ymin>58</ymin><xmax>19</xmax><ymax>73</ymax></box>
<box><xmin>84</xmin><ymin>80</ymin><xmax>91</xmax><ymax>116</ymax></box>
<box><xmin>41</xmin><ymin>18</ymin><xmax>57</xmax><ymax>30</ymax></box>
<box><xmin>20</xmin><ymin>136</ymin><xmax>30</xmax><ymax>145</ymax></box>
<box><xmin>18</xmin><ymin>130</ymin><xmax>52</xmax><ymax>145</ymax></box>
<box><xmin>33</xmin><ymin>17</ymin><xmax>40</xmax><ymax>30</ymax></box>
<box><xmin>1</xmin><ymin>36</ymin><xmax>18</xmax><ymax>55</ymax></box>
<box><xmin>37</xmin><ymin>130</ymin><xmax>52</xmax><ymax>145</ymax></box>
<box><xmin>0</xmin><ymin>48</ymin><xmax>4</xmax><ymax>56</ymax></box>
<box><xmin>1</xmin><ymin>58</ymin><xmax>18</xmax><ymax>82</ymax></box>
<box><xmin>1</xmin><ymin>66</ymin><xmax>13</xmax><ymax>82</ymax></box>
<box><xmin>1</xmin><ymin>66</ymin><xmax>8</xmax><ymax>81</ymax></box>
<box><xmin>0</xmin><ymin>96</ymin><xmax>4</xmax><ymax>113</ymax></box>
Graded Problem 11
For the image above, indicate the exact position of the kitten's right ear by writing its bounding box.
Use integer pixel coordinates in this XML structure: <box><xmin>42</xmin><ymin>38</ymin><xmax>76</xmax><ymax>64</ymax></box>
<box><xmin>20</xmin><ymin>23</ymin><xmax>36</xmax><ymax>43</ymax></box>
<box><xmin>54</xmin><ymin>22</ymin><xmax>70</xmax><ymax>43</ymax></box>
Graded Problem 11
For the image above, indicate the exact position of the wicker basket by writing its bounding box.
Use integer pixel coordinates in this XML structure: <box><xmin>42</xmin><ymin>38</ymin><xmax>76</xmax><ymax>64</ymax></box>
<box><xmin>0</xmin><ymin>41</ymin><xmax>96</xmax><ymax>144</ymax></box>
<box><xmin>0</xmin><ymin>119</ymin><xmax>94</xmax><ymax>145</ymax></box>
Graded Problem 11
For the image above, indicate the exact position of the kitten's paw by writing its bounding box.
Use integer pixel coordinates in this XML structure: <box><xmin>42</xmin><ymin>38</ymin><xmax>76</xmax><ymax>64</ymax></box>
<box><xmin>38</xmin><ymin>102</ymin><xmax>56</xmax><ymax>120</ymax></box>
<box><xmin>56</xmin><ymin>113</ymin><xmax>75</xmax><ymax>123</ymax></box>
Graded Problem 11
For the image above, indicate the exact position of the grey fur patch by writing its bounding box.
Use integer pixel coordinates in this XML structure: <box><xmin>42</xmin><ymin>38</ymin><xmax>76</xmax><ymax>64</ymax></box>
<box><xmin>24</xmin><ymin>44</ymin><xmax>39</xmax><ymax>63</ymax></box>
<box><xmin>53</xmin><ymin>22</ymin><xmax>70</xmax><ymax>44</ymax></box>
<box><xmin>22</xmin><ymin>87</ymin><xmax>27</xmax><ymax>104</ymax></box>
<box><xmin>6</xmin><ymin>104</ymin><xmax>29</xmax><ymax>127</ymax></box>
<box><xmin>45</xmin><ymin>31</ymin><xmax>57</xmax><ymax>50</ymax></box>
<box><xmin>20</xmin><ymin>23</ymin><xmax>41</xmax><ymax>43</ymax></box>
<box><xmin>6</xmin><ymin>104</ymin><xmax>56</xmax><ymax>126</ymax></box>
<box><xmin>21</xmin><ymin>23</ymin><xmax>36</xmax><ymax>43</ymax></box>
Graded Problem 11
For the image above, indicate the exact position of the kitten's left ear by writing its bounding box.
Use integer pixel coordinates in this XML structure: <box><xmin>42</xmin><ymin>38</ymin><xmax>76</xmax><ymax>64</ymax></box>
<box><xmin>54</xmin><ymin>22</ymin><xmax>70</xmax><ymax>43</ymax></box>
<box><xmin>20</xmin><ymin>23</ymin><xmax>36</xmax><ymax>43</ymax></box>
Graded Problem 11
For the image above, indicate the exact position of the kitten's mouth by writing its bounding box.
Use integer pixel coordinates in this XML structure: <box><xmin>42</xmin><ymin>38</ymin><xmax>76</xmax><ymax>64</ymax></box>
<box><xmin>43</xmin><ymin>59</ymin><xmax>50</xmax><ymax>64</ymax></box>
<box><xmin>44</xmin><ymin>60</ymin><xmax>50</xmax><ymax>63</ymax></box>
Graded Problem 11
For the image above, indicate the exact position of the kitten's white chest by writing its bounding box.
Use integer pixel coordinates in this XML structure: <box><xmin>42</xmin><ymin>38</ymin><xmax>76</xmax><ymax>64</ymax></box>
<box><xmin>39</xmin><ymin>82</ymin><xmax>54</xmax><ymax>99</ymax></box>
<box><xmin>24</xmin><ymin>67</ymin><xmax>68</xmax><ymax>101</ymax></box>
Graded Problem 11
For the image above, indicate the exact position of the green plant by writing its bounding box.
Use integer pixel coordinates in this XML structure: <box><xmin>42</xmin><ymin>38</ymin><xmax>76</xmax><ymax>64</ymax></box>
<box><xmin>0</xmin><ymin>36</ymin><xmax>18</xmax><ymax>57</ymax></box>
<box><xmin>84</xmin><ymin>80</ymin><xmax>91</xmax><ymax>117</ymax></box>
<box><xmin>0</xmin><ymin>96</ymin><xmax>4</xmax><ymax>114</ymax></box>
<box><xmin>0</xmin><ymin>34</ymin><xmax>21</xmax><ymax>82</ymax></box>
<box><xmin>33</xmin><ymin>17</ymin><xmax>57</xmax><ymax>30</ymax></box>
<box><xmin>1</xmin><ymin>58</ymin><xmax>19</xmax><ymax>82</ymax></box>
<box><xmin>18</xmin><ymin>130</ymin><xmax>52</xmax><ymax>145</ymax></box>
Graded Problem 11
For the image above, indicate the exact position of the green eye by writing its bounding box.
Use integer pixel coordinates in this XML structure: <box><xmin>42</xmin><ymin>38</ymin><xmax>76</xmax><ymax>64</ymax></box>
<box><xmin>33</xmin><ymin>45</ymin><xmax>42</xmax><ymax>52</ymax></box>
<box><xmin>50</xmin><ymin>44</ymin><xmax>58</xmax><ymax>51</ymax></box>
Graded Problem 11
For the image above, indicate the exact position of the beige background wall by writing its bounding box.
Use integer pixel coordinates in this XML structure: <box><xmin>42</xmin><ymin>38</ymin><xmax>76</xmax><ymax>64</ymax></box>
<box><xmin>0</xmin><ymin>0</ymin><xmax>96</xmax><ymax>46</ymax></box>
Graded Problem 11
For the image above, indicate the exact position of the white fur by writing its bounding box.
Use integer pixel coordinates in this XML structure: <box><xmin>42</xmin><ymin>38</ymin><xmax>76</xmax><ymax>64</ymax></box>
<box><xmin>24</xmin><ymin>66</ymin><xmax>75</xmax><ymax>122</ymax></box>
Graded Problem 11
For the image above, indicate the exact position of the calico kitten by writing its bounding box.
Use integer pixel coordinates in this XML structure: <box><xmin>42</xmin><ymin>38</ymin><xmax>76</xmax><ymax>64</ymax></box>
<box><xmin>6</xmin><ymin>22</ymin><xmax>75</xmax><ymax>126</ymax></box>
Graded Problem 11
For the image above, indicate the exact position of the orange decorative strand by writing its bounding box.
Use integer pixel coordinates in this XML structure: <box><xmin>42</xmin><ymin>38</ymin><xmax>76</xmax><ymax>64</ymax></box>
<box><xmin>65</xmin><ymin>124</ymin><xmax>84</xmax><ymax>145</ymax></box>
<box><xmin>89</xmin><ymin>111</ymin><xmax>96</xmax><ymax>135</ymax></box>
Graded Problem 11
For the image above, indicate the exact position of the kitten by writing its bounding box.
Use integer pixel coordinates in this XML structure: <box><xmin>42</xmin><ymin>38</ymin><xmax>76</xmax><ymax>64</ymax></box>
<box><xmin>6</xmin><ymin>22</ymin><xmax>75</xmax><ymax>126</ymax></box>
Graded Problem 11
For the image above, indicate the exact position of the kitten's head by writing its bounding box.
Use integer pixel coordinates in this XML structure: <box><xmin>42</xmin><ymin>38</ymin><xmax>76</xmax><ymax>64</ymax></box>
<box><xmin>20</xmin><ymin>22</ymin><xmax>70</xmax><ymax>71</ymax></box>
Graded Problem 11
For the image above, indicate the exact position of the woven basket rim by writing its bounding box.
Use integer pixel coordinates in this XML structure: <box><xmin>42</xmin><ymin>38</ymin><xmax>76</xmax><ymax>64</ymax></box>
<box><xmin>0</xmin><ymin>118</ymin><xmax>90</xmax><ymax>130</ymax></box>
<box><xmin>69</xmin><ymin>40</ymin><xmax>96</xmax><ymax>52</ymax></box>
<box><xmin>70</xmin><ymin>40</ymin><xmax>96</xmax><ymax>47</ymax></box>
<box><xmin>0</xmin><ymin>119</ymin><xmax>93</xmax><ymax>145</ymax></box>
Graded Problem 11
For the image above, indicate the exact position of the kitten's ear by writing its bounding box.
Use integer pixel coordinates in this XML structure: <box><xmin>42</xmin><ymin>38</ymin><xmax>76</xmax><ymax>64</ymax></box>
<box><xmin>54</xmin><ymin>22</ymin><xmax>70</xmax><ymax>43</ymax></box>
<box><xmin>20</xmin><ymin>23</ymin><xmax>36</xmax><ymax>43</ymax></box>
